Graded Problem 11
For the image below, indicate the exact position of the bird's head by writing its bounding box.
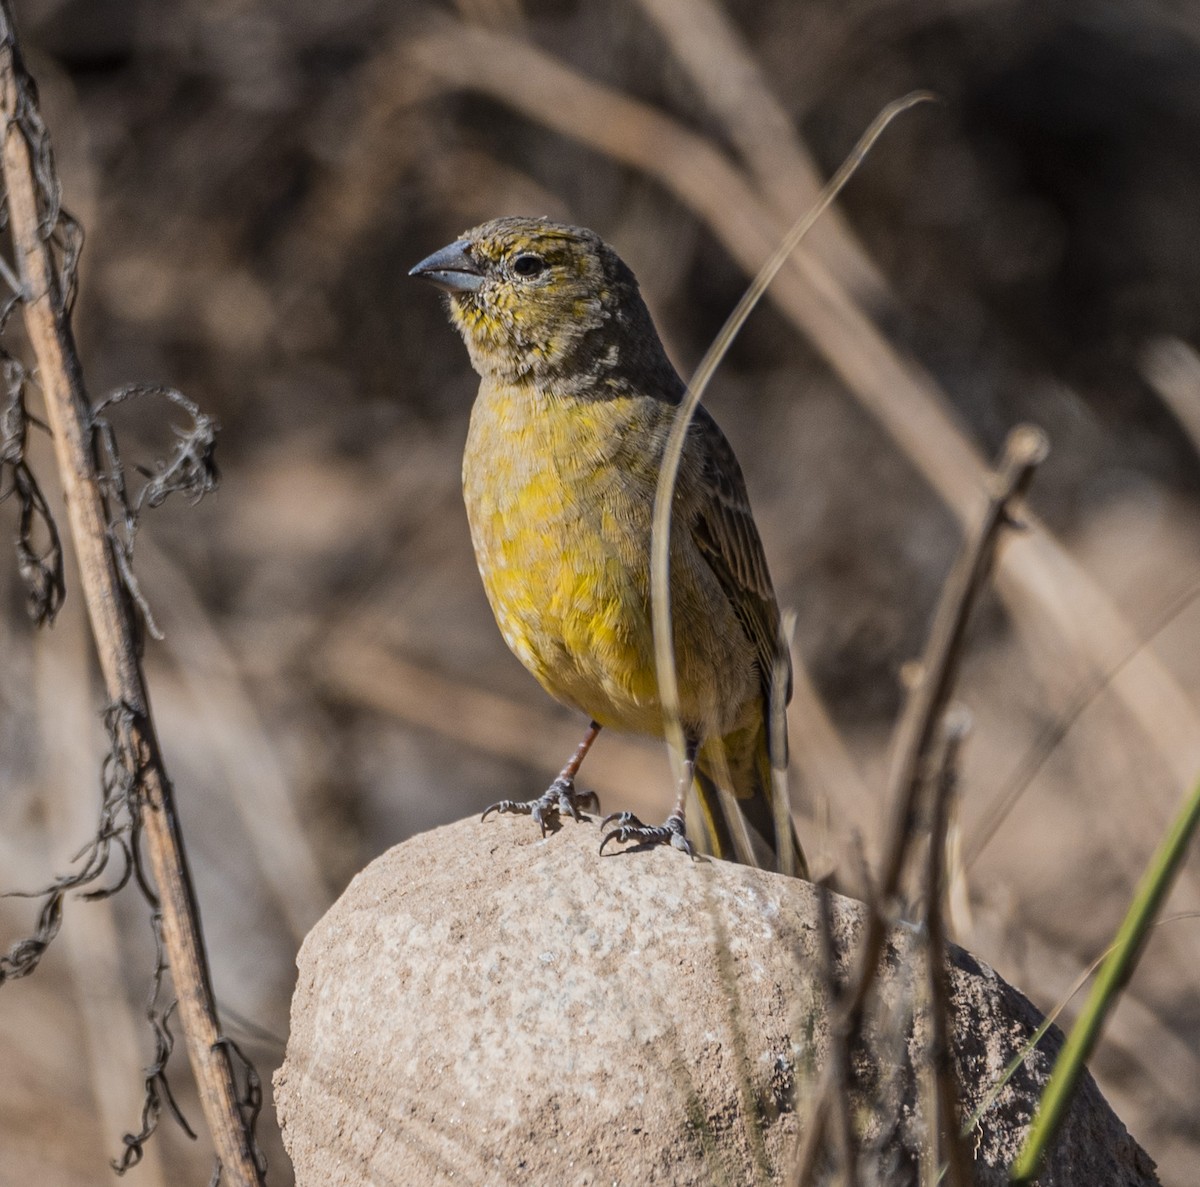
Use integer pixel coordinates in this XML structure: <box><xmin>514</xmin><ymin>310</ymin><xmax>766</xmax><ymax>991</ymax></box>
<box><xmin>410</xmin><ymin>216</ymin><xmax>679</xmax><ymax>396</ymax></box>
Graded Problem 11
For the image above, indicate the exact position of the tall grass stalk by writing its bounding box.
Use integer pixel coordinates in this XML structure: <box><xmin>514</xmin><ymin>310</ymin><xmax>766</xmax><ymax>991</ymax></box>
<box><xmin>1011</xmin><ymin>775</ymin><xmax>1200</xmax><ymax>1182</ymax></box>
<box><xmin>648</xmin><ymin>91</ymin><xmax>935</xmax><ymax>814</ymax></box>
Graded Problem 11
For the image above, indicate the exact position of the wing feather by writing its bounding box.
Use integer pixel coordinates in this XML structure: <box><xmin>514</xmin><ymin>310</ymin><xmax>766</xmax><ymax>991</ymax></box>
<box><xmin>687</xmin><ymin>406</ymin><xmax>792</xmax><ymax>707</ymax></box>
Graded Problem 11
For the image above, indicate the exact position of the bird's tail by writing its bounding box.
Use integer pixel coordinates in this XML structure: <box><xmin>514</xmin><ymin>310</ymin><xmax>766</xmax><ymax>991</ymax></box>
<box><xmin>693</xmin><ymin>721</ymin><xmax>808</xmax><ymax>878</ymax></box>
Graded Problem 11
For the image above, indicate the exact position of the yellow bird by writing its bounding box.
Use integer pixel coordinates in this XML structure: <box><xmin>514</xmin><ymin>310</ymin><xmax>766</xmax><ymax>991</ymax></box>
<box><xmin>411</xmin><ymin>216</ymin><xmax>805</xmax><ymax>875</ymax></box>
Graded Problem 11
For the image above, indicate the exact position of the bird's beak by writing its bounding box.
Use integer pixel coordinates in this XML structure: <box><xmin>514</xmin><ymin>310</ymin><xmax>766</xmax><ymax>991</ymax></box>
<box><xmin>408</xmin><ymin>240</ymin><xmax>485</xmax><ymax>293</ymax></box>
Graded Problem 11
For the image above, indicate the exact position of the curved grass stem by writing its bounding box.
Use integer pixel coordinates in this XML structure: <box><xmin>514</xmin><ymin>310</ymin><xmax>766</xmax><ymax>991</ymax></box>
<box><xmin>648</xmin><ymin>91</ymin><xmax>936</xmax><ymax>787</ymax></box>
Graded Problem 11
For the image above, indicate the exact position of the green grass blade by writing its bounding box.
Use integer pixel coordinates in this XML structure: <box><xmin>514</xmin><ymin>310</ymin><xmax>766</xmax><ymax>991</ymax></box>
<box><xmin>1010</xmin><ymin>774</ymin><xmax>1200</xmax><ymax>1183</ymax></box>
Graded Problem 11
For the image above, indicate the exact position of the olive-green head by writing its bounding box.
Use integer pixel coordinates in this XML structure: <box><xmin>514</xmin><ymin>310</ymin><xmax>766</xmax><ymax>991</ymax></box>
<box><xmin>410</xmin><ymin>216</ymin><xmax>679</xmax><ymax>397</ymax></box>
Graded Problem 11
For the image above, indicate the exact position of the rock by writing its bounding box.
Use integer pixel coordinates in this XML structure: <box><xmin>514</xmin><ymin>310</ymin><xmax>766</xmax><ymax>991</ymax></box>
<box><xmin>275</xmin><ymin>816</ymin><xmax>1158</xmax><ymax>1186</ymax></box>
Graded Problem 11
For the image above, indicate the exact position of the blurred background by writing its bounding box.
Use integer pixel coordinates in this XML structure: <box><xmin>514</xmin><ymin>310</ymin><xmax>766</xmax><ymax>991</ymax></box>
<box><xmin>1</xmin><ymin>0</ymin><xmax>1199</xmax><ymax>1182</ymax></box>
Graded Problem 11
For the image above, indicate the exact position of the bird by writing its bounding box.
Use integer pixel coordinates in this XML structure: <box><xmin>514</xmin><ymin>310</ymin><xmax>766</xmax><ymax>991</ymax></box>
<box><xmin>410</xmin><ymin>216</ymin><xmax>806</xmax><ymax>876</ymax></box>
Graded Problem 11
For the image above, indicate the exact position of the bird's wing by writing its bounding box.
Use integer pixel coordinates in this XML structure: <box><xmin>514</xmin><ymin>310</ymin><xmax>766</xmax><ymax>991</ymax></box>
<box><xmin>688</xmin><ymin>406</ymin><xmax>792</xmax><ymax>705</ymax></box>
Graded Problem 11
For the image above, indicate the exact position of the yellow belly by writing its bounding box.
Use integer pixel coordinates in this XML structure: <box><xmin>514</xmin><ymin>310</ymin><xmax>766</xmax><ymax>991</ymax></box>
<box><xmin>462</xmin><ymin>388</ymin><xmax>653</xmax><ymax>730</ymax></box>
<box><xmin>462</xmin><ymin>383</ymin><xmax>756</xmax><ymax>739</ymax></box>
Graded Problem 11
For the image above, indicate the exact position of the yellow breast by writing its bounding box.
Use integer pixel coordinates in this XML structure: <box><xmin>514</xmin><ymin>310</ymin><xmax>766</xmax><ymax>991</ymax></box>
<box><xmin>462</xmin><ymin>383</ymin><xmax>666</xmax><ymax>731</ymax></box>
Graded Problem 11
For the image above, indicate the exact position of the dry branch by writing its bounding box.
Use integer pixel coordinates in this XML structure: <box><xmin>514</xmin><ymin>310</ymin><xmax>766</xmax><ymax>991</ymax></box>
<box><xmin>788</xmin><ymin>427</ymin><xmax>1046</xmax><ymax>1180</ymax></box>
<box><xmin>844</xmin><ymin>426</ymin><xmax>1046</xmax><ymax>1037</ymax></box>
<box><xmin>924</xmin><ymin>718</ymin><xmax>972</xmax><ymax>1187</ymax></box>
<box><xmin>0</xmin><ymin>8</ymin><xmax>263</xmax><ymax>1183</ymax></box>
<box><xmin>814</xmin><ymin>879</ymin><xmax>858</xmax><ymax>1186</ymax></box>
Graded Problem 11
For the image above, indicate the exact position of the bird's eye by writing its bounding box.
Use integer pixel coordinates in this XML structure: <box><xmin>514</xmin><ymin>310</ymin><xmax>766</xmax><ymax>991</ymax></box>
<box><xmin>512</xmin><ymin>254</ymin><xmax>546</xmax><ymax>278</ymax></box>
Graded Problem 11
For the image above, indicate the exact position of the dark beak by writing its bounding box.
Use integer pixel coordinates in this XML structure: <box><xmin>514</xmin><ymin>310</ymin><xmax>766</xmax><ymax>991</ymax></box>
<box><xmin>408</xmin><ymin>240</ymin><xmax>485</xmax><ymax>293</ymax></box>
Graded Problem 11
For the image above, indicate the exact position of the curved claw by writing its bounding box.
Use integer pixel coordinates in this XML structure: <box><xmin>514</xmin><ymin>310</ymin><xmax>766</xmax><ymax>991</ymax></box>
<box><xmin>599</xmin><ymin>811</ymin><xmax>695</xmax><ymax>858</ymax></box>
<box><xmin>482</xmin><ymin>777</ymin><xmax>601</xmax><ymax>836</ymax></box>
<box><xmin>531</xmin><ymin>799</ymin><xmax>555</xmax><ymax>838</ymax></box>
<box><xmin>481</xmin><ymin>799</ymin><xmax>521</xmax><ymax>822</ymax></box>
<box><xmin>598</xmin><ymin>827</ymin><xmax>626</xmax><ymax>855</ymax></box>
<box><xmin>601</xmin><ymin>811</ymin><xmax>640</xmax><ymax>831</ymax></box>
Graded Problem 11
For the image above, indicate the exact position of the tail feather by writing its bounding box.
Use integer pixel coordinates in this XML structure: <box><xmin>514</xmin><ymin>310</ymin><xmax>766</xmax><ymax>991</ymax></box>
<box><xmin>694</xmin><ymin>725</ymin><xmax>808</xmax><ymax>878</ymax></box>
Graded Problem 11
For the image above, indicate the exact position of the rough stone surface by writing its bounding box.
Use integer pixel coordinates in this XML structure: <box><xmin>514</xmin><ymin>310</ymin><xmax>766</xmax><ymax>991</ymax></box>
<box><xmin>275</xmin><ymin>816</ymin><xmax>1159</xmax><ymax>1186</ymax></box>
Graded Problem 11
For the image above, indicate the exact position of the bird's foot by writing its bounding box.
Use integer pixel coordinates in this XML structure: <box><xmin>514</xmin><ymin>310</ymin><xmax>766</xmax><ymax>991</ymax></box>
<box><xmin>482</xmin><ymin>777</ymin><xmax>600</xmax><ymax>837</ymax></box>
<box><xmin>599</xmin><ymin>809</ymin><xmax>695</xmax><ymax>857</ymax></box>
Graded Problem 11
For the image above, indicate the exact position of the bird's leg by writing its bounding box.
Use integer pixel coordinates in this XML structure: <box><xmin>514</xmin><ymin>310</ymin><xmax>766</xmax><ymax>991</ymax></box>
<box><xmin>600</xmin><ymin>737</ymin><xmax>697</xmax><ymax>858</ymax></box>
<box><xmin>482</xmin><ymin>720</ymin><xmax>602</xmax><ymax>836</ymax></box>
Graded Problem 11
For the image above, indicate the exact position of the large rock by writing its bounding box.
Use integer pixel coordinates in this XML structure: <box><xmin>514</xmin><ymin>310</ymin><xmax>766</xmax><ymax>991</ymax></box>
<box><xmin>275</xmin><ymin>816</ymin><xmax>1158</xmax><ymax>1186</ymax></box>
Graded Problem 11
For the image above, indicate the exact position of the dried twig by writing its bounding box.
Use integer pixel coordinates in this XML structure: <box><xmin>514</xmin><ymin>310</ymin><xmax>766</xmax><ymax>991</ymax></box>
<box><xmin>0</xmin><ymin>8</ymin><xmax>264</xmax><ymax>1183</ymax></box>
<box><xmin>923</xmin><ymin>715</ymin><xmax>972</xmax><ymax>1187</ymax></box>
<box><xmin>0</xmin><ymin>353</ymin><xmax>64</xmax><ymax>622</ymax></box>
<box><xmin>788</xmin><ymin>428</ymin><xmax>1047</xmax><ymax>1181</ymax></box>
<box><xmin>842</xmin><ymin>426</ymin><xmax>1048</xmax><ymax>1031</ymax></box>
<box><xmin>815</xmin><ymin>879</ymin><xmax>858</xmax><ymax>1186</ymax></box>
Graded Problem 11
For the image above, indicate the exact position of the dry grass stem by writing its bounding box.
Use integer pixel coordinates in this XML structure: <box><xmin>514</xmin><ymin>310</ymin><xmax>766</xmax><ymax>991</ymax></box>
<box><xmin>924</xmin><ymin>717</ymin><xmax>972</xmax><ymax>1187</ymax></box>
<box><xmin>1140</xmin><ymin>336</ymin><xmax>1200</xmax><ymax>459</ymax></box>
<box><xmin>787</xmin><ymin>428</ymin><xmax>1047</xmax><ymax>1177</ymax></box>
<box><xmin>846</xmin><ymin>427</ymin><xmax>1047</xmax><ymax>1029</ymax></box>
<box><xmin>631</xmin><ymin>0</ymin><xmax>887</xmax><ymax>301</ymax></box>
<box><xmin>0</xmin><ymin>8</ymin><xmax>263</xmax><ymax>1181</ymax></box>
<box><xmin>647</xmin><ymin>88</ymin><xmax>929</xmax><ymax>857</ymax></box>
